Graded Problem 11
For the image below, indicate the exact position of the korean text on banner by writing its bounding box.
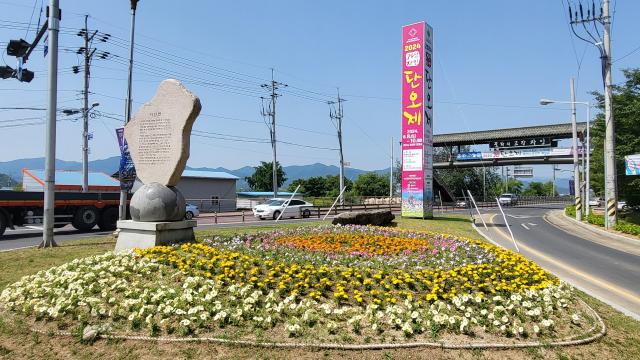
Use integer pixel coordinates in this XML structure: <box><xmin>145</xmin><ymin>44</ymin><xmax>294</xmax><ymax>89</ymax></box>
<box><xmin>401</xmin><ymin>21</ymin><xmax>433</xmax><ymax>218</ymax></box>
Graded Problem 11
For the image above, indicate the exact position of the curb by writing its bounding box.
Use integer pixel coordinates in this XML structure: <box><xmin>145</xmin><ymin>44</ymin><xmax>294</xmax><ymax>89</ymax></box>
<box><xmin>559</xmin><ymin>211</ymin><xmax>640</xmax><ymax>243</ymax></box>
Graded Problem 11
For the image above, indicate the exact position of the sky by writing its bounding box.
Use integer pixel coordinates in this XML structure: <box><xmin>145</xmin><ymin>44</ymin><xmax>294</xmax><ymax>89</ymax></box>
<box><xmin>1</xmin><ymin>0</ymin><xmax>639</xmax><ymax>182</ymax></box>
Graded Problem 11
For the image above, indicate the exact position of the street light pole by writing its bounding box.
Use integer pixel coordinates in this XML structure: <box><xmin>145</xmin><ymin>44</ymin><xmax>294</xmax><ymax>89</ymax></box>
<box><xmin>40</xmin><ymin>0</ymin><xmax>60</xmax><ymax>248</ymax></box>
<box><xmin>585</xmin><ymin>103</ymin><xmax>591</xmax><ymax>215</ymax></box>
<box><xmin>119</xmin><ymin>0</ymin><xmax>138</xmax><ymax>220</ymax></box>
<box><xmin>540</xmin><ymin>92</ymin><xmax>594</xmax><ymax>220</ymax></box>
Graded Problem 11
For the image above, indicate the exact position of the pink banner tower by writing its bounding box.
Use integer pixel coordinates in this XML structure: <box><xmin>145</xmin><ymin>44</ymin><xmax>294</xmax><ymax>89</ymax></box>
<box><xmin>401</xmin><ymin>21</ymin><xmax>433</xmax><ymax>218</ymax></box>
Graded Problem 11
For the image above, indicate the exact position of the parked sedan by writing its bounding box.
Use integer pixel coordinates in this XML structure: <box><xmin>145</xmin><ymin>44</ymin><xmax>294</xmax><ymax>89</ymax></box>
<box><xmin>185</xmin><ymin>203</ymin><xmax>200</xmax><ymax>220</ymax></box>
<box><xmin>252</xmin><ymin>198</ymin><xmax>314</xmax><ymax>220</ymax></box>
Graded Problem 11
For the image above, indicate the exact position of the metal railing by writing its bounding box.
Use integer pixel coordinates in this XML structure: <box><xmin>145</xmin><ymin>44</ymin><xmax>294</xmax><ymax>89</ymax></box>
<box><xmin>182</xmin><ymin>195</ymin><xmax>572</xmax><ymax>225</ymax></box>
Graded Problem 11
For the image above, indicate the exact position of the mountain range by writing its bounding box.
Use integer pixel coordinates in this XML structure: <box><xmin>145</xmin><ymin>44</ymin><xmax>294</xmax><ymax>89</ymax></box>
<box><xmin>0</xmin><ymin>156</ymin><xmax>388</xmax><ymax>190</ymax></box>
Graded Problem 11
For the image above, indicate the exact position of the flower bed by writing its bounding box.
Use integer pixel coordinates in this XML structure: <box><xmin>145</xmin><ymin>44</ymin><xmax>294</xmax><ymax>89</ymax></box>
<box><xmin>0</xmin><ymin>225</ymin><xmax>597</xmax><ymax>344</ymax></box>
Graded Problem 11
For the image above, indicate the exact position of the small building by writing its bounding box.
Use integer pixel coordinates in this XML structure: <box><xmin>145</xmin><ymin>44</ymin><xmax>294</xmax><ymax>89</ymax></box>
<box><xmin>22</xmin><ymin>169</ymin><xmax>120</xmax><ymax>192</ymax></box>
<box><xmin>236</xmin><ymin>191</ymin><xmax>303</xmax><ymax>209</ymax></box>
<box><xmin>175</xmin><ymin>170</ymin><xmax>238</xmax><ymax>212</ymax></box>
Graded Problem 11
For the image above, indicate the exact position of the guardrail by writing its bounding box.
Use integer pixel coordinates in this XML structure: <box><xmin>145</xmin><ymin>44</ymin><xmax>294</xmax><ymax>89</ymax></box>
<box><xmin>184</xmin><ymin>195</ymin><xmax>572</xmax><ymax>225</ymax></box>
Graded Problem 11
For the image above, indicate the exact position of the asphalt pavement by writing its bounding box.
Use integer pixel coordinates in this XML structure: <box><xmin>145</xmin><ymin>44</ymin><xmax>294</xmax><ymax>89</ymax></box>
<box><xmin>476</xmin><ymin>204</ymin><xmax>640</xmax><ymax>320</ymax></box>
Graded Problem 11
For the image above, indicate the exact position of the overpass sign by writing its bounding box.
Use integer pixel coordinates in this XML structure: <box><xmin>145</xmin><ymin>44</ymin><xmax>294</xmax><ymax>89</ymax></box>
<box><xmin>401</xmin><ymin>21</ymin><xmax>433</xmax><ymax>219</ymax></box>
<box><xmin>626</xmin><ymin>154</ymin><xmax>640</xmax><ymax>175</ymax></box>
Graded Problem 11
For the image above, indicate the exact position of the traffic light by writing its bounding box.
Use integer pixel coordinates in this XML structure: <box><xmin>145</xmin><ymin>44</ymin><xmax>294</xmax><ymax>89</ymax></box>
<box><xmin>18</xmin><ymin>69</ymin><xmax>34</xmax><ymax>83</ymax></box>
<box><xmin>6</xmin><ymin>39</ymin><xmax>31</xmax><ymax>57</ymax></box>
<box><xmin>0</xmin><ymin>65</ymin><xmax>14</xmax><ymax>79</ymax></box>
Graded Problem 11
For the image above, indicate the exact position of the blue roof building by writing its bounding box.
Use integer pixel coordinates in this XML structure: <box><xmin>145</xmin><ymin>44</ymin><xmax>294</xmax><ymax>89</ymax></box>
<box><xmin>22</xmin><ymin>169</ymin><xmax>120</xmax><ymax>192</ymax></box>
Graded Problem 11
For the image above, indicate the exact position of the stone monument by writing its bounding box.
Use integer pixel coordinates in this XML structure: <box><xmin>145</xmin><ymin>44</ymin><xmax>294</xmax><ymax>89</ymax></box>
<box><xmin>115</xmin><ymin>79</ymin><xmax>202</xmax><ymax>252</ymax></box>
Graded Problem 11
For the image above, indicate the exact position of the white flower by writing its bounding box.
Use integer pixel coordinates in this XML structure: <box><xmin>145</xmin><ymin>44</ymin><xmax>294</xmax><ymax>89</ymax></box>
<box><xmin>571</xmin><ymin>314</ymin><xmax>580</xmax><ymax>324</ymax></box>
<box><xmin>180</xmin><ymin>319</ymin><xmax>191</xmax><ymax>326</ymax></box>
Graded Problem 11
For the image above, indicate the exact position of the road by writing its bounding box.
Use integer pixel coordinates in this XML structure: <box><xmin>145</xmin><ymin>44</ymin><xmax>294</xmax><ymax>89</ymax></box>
<box><xmin>476</xmin><ymin>204</ymin><xmax>640</xmax><ymax>320</ymax></box>
<box><xmin>0</xmin><ymin>216</ymin><xmax>327</xmax><ymax>251</ymax></box>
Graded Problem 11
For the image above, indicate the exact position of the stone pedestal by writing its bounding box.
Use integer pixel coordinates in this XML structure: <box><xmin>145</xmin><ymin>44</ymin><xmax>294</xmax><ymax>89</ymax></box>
<box><xmin>114</xmin><ymin>219</ymin><xmax>196</xmax><ymax>253</ymax></box>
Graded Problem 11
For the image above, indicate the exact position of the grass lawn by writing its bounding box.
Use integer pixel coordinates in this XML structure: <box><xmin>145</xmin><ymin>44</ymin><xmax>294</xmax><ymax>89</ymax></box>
<box><xmin>0</xmin><ymin>214</ymin><xmax>638</xmax><ymax>359</ymax></box>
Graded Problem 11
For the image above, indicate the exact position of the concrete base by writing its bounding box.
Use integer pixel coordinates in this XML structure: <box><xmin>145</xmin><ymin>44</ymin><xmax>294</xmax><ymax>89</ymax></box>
<box><xmin>114</xmin><ymin>219</ymin><xmax>197</xmax><ymax>252</ymax></box>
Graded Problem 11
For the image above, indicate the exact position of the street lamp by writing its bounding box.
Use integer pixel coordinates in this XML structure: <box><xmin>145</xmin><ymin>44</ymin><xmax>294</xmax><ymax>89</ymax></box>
<box><xmin>539</xmin><ymin>98</ymin><xmax>593</xmax><ymax>216</ymax></box>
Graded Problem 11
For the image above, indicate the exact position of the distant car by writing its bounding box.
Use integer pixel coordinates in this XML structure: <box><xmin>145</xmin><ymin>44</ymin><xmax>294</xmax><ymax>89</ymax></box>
<box><xmin>185</xmin><ymin>203</ymin><xmax>200</xmax><ymax>220</ymax></box>
<box><xmin>252</xmin><ymin>198</ymin><xmax>314</xmax><ymax>220</ymax></box>
<box><xmin>455</xmin><ymin>200</ymin><xmax>468</xmax><ymax>208</ymax></box>
<box><xmin>498</xmin><ymin>193</ymin><xmax>518</xmax><ymax>206</ymax></box>
<box><xmin>588</xmin><ymin>197</ymin><xmax>602</xmax><ymax>207</ymax></box>
<box><xmin>618</xmin><ymin>200</ymin><xmax>628</xmax><ymax>211</ymax></box>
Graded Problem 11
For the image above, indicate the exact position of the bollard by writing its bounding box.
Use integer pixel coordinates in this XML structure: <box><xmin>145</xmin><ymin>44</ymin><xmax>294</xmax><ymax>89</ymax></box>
<box><xmin>317</xmin><ymin>208</ymin><xmax>320</xmax><ymax>218</ymax></box>
<box><xmin>214</xmin><ymin>212</ymin><xmax>218</xmax><ymax>224</ymax></box>
<box><xmin>242</xmin><ymin>210</ymin><xmax>245</xmax><ymax>223</ymax></box>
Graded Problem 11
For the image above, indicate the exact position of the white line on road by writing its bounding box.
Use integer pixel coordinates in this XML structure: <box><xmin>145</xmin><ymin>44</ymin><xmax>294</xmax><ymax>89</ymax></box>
<box><xmin>528</xmin><ymin>222</ymin><xmax>538</xmax><ymax>226</ymax></box>
<box><xmin>521</xmin><ymin>223</ymin><xmax>530</xmax><ymax>230</ymax></box>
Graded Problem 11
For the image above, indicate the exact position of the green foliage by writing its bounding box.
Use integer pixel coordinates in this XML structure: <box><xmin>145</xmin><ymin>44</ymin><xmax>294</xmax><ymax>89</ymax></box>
<box><xmin>590</xmin><ymin>68</ymin><xmax>640</xmax><ymax>206</ymax></box>
<box><xmin>0</xmin><ymin>173</ymin><xmax>17</xmax><ymax>188</ymax></box>
<box><xmin>586</xmin><ymin>213</ymin><xmax>605</xmax><ymax>227</ymax></box>
<box><xmin>245</xmin><ymin>161</ymin><xmax>287</xmax><ymax>192</ymax></box>
<box><xmin>352</xmin><ymin>172</ymin><xmax>389</xmax><ymax>197</ymax></box>
<box><xmin>492</xmin><ymin>177</ymin><xmax>524</xmax><ymax>197</ymax></box>
<box><xmin>286</xmin><ymin>175</ymin><xmax>352</xmax><ymax>197</ymax></box>
<box><xmin>565</xmin><ymin>205</ymin><xmax>576</xmax><ymax>217</ymax></box>
<box><xmin>522</xmin><ymin>181</ymin><xmax>557</xmax><ymax>196</ymax></box>
<box><xmin>565</xmin><ymin>205</ymin><xmax>640</xmax><ymax>237</ymax></box>
<box><xmin>614</xmin><ymin>221</ymin><xmax>640</xmax><ymax>236</ymax></box>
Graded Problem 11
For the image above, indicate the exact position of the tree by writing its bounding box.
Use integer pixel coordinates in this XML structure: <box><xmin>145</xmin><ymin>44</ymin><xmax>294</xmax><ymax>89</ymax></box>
<box><xmin>286</xmin><ymin>175</ymin><xmax>353</xmax><ymax>198</ymax></box>
<box><xmin>494</xmin><ymin>178</ymin><xmax>524</xmax><ymax>196</ymax></box>
<box><xmin>0</xmin><ymin>173</ymin><xmax>17</xmax><ymax>188</ymax></box>
<box><xmin>590</xmin><ymin>68</ymin><xmax>640</xmax><ymax>206</ymax></box>
<box><xmin>353</xmin><ymin>172</ymin><xmax>389</xmax><ymax>197</ymax></box>
<box><xmin>245</xmin><ymin>161</ymin><xmax>287</xmax><ymax>192</ymax></box>
<box><xmin>522</xmin><ymin>181</ymin><xmax>556</xmax><ymax>196</ymax></box>
<box><xmin>324</xmin><ymin>175</ymin><xmax>353</xmax><ymax>197</ymax></box>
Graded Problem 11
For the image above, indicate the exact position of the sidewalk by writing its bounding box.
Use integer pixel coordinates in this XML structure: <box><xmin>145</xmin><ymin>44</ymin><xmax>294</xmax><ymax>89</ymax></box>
<box><xmin>545</xmin><ymin>210</ymin><xmax>640</xmax><ymax>257</ymax></box>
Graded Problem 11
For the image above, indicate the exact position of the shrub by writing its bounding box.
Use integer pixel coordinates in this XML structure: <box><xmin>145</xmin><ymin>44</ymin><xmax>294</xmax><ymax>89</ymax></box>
<box><xmin>565</xmin><ymin>205</ymin><xmax>576</xmax><ymax>217</ymax></box>
<box><xmin>614</xmin><ymin>221</ymin><xmax>640</xmax><ymax>236</ymax></box>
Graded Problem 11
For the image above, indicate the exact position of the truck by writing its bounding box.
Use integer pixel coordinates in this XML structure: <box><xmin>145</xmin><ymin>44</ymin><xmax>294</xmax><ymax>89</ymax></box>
<box><xmin>0</xmin><ymin>190</ymin><xmax>128</xmax><ymax>238</ymax></box>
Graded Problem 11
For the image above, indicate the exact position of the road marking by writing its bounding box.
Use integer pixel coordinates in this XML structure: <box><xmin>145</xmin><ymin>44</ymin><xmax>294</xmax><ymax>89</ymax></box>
<box><xmin>489</xmin><ymin>217</ymin><xmax>640</xmax><ymax>305</ymax></box>
<box><xmin>507</xmin><ymin>214</ymin><xmax>538</xmax><ymax>219</ymax></box>
<box><xmin>528</xmin><ymin>222</ymin><xmax>537</xmax><ymax>226</ymax></box>
<box><xmin>521</xmin><ymin>223</ymin><xmax>530</xmax><ymax>230</ymax></box>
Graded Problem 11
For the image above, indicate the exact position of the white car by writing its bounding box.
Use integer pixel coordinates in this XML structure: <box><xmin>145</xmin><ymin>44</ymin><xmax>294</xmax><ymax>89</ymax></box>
<box><xmin>185</xmin><ymin>203</ymin><xmax>200</xmax><ymax>220</ymax></box>
<box><xmin>252</xmin><ymin>198</ymin><xmax>314</xmax><ymax>220</ymax></box>
<box><xmin>498</xmin><ymin>193</ymin><xmax>518</xmax><ymax>206</ymax></box>
<box><xmin>588</xmin><ymin>197</ymin><xmax>602</xmax><ymax>207</ymax></box>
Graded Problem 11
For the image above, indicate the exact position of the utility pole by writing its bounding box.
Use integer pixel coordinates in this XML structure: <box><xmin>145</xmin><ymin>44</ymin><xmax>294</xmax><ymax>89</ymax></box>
<box><xmin>81</xmin><ymin>15</ymin><xmax>97</xmax><ymax>193</ymax></box>
<box><xmin>329</xmin><ymin>89</ymin><xmax>345</xmax><ymax>205</ymax></box>
<box><xmin>552</xmin><ymin>165</ymin><xmax>556</xmax><ymax>196</ymax></box>
<box><xmin>483</xmin><ymin>167</ymin><xmax>486</xmax><ymax>202</ymax></box>
<box><xmin>390</xmin><ymin>137</ymin><xmax>394</xmax><ymax>199</ymax></box>
<box><xmin>602</xmin><ymin>0</ymin><xmax>617</xmax><ymax>227</ymax></box>
<box><xmin>261</xmin><ymin>69</ymin><xmax>287</xmax><ymax>198</ymax></box>
<box><xmin>40</xmin><ymin>0</ymin><xmax>60</xmax><ymax>248</ymax></box>
<box><xmin>570</xmin><ymin>78</ymin><xmax>582</xmax><ymax>221</ymax></box>
<box><xmin>567</xmin><ymin>0</ymin><xmax>617</xmax><ymax>227</ymax></box>
<box><xmin>119</xmin><ymin>0</ymin><xmax>139</xmax><ymax>220</ymax></box>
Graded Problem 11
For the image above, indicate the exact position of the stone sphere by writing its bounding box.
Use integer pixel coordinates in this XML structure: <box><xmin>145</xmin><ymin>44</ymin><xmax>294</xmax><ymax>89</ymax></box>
<box><xmin>130</xmin><ymin>183</ymin><xmax>186</xmax><ymax>222</ymax></box>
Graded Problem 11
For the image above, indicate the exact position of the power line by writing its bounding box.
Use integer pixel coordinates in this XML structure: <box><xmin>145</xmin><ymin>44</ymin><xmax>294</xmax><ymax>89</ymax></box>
<box><xmin>613</xmin><ymin>44</ymin><xmax>640</xmax><ymax>63</ymax></box>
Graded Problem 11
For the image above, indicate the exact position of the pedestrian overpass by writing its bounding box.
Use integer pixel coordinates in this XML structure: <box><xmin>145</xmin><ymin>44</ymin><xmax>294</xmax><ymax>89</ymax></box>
<box><xmin>428</xmin><ymin>121</ymin><xmax>588</xmax><ymax>201</ymax></box>
<box><xmin>432</xmin><ymin>122</ymin><xmax>588</xmax><ymax>169</ymax></box>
